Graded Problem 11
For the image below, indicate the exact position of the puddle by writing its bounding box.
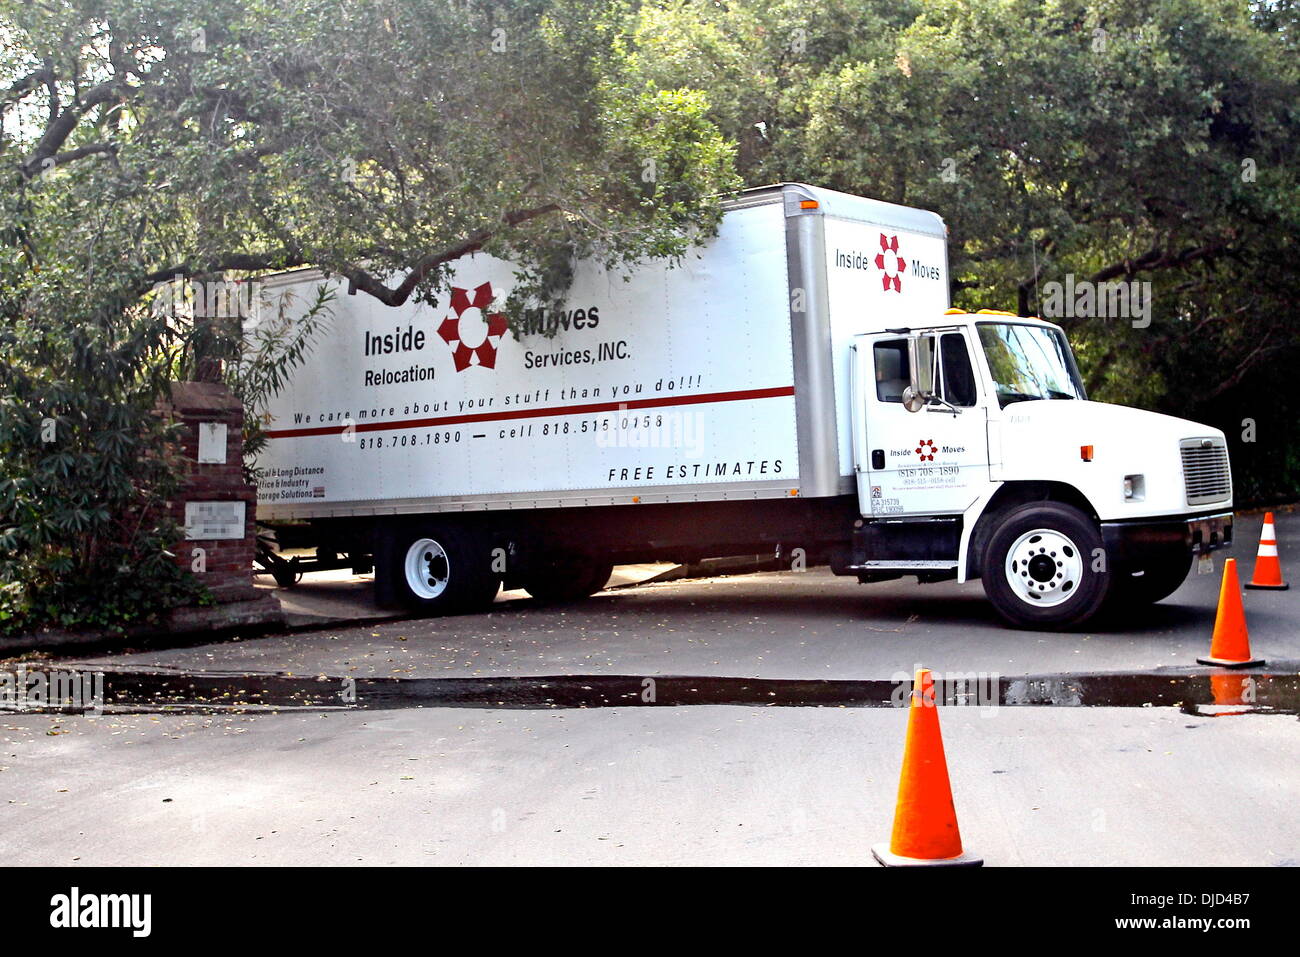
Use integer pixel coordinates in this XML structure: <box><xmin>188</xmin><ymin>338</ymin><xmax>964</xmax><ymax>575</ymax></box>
<box><xmin>0</xmin><ymin>667</ymin><xmax>1296</xmax><ymax>716</ymax></box>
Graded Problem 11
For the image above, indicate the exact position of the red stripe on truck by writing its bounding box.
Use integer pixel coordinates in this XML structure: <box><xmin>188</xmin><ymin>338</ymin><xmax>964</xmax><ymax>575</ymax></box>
<box><xmin>265</xmin><ymin>385</ymin><xmax>797</xmax><ymax>439</ymax></box>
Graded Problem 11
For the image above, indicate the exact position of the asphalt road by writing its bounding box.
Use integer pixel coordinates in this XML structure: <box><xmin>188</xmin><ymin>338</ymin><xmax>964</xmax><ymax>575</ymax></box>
<box><xmin>1</xmin><ymin>510</ymin><xmax>1296</xmax><ymax>866</ymax></box>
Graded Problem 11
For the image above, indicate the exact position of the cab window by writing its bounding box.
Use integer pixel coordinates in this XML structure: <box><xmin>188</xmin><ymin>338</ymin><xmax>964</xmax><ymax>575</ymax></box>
<box><xmin>873</xmin><ymin>340</ymin><xmax>909</xmax><ymax>402</ymax></box>
<box><xmin>874</xmin><ymin>334</ymin><xmax>973</xmax><ymax>407</ymax></box>
<box><xmin>939</xmin><ymin>333</ymin><xmax>977</xmax><ymax>407</ymax></box>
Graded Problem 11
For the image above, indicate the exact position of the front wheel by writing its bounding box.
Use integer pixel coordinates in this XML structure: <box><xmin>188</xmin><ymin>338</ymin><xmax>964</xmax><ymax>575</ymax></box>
<box><xmin>981</xmin><ymin>503</ymin><xmax>1112</xmax><ymax>629</ymax></box>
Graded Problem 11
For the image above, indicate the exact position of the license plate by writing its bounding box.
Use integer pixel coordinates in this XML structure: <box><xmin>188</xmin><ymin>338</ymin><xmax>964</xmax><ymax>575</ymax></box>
<box><xmin>1197</xmin><ymin>553</ymin><xmax>1214</xmax><ymax>575</ymax></box>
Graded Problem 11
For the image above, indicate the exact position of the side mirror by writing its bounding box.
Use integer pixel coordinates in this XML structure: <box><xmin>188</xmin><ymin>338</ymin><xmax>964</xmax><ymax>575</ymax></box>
<box><xmin>902</xmin><ymin>334</ymin><xmax>960</xmax><ymax>414</ymax></box>
<box><xmin>903</xmin><ymin>336</ymin><xmax>934</xmax><ymax>413</ymax></box>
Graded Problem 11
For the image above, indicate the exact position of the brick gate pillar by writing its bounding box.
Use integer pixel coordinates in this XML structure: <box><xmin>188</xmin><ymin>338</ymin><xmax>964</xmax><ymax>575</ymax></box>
<box><xmin>160</xmin><ymin>381</ymin><xmax>282</xmax><ymax>626</ymax></box>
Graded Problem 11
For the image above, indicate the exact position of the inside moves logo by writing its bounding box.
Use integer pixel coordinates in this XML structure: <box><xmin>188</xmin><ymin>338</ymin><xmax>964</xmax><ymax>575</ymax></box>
<box><xmin>50</xmin><ymin>888</ymin><xmax>151</xmax><ymax>938</ymax></box>
<box><xmin>833</xmin><ymin>233</ymin><xmax>942</xmax><ymax>289</ymax></box>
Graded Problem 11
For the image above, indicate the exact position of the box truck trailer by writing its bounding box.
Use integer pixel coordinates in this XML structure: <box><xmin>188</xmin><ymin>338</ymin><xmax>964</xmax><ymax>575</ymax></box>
<box><xmin>251</xmin><ymin>183</ymin><xmax>1233</xmax><ymax>628</ymax></box>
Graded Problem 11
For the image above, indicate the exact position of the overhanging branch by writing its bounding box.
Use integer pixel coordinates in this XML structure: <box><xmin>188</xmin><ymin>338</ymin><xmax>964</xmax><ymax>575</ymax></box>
<box><xmin>139</xmin><ymin>203</ymin><xmax>561</xmax><ymax>306</ymax></box>
<box><xmin>1090</xmin><ymin>240</ymin><xmax>1228</xmax><ymax>284</ymax></box>
<box><xmin>19</xmin><ymin>77</ymin><xmax>127</xmax><ymax>178</ymax></box>
<box><xmin>338</xmin><ymin>203</ymin><xmax>560</xmax><ymax>307</ymax></box>
<box><xmin>1</xmin><ymin>67</ymin><xmax>54</xmax><ymax>112</ymax></box>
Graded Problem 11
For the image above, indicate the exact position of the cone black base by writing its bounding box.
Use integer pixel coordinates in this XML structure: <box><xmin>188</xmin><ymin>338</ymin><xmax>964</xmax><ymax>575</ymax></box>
<box><xmin>1245</xmin><ymin>582</ymin><xmax>1289</xmax><ymax>590</ymax></box>
<box><xmin>1196</xmin><ymin>656</ymin><xmax>1265</xmax><ymax>668</ymax></box>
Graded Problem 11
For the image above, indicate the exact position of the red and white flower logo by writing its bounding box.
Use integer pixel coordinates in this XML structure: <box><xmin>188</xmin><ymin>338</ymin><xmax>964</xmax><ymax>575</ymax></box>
<box><xmin>916</xmin><ymin>438</ymin><xmax>937</xmax><ymax>462</ymax></box>
<box><xmin>875</xmin><ymin>234</ymin><xmax>905</xmax><ymax>293</ymax></box>
<box><xmin>437</xmin><ymin>282</ymin><xmax>508</xmax><ymax>371</ymax></box>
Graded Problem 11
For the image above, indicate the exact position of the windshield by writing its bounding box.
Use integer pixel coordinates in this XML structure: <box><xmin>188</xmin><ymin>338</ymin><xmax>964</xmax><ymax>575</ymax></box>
<box><xmin>977</xmin><ymin>323</ymin><xmax>1086</xmax><ymax>408</ymax></box>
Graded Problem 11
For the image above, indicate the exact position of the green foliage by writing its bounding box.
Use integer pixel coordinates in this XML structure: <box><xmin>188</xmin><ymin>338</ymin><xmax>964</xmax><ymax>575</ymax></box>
<box><xmin>0</xmin><ymin>0</ymin><xmax>737</xmax><ymax>313</ymax></box>
<box><xmin>0</xmin><ymin>279</ymin><xmax>208</xmax><ymax>635</ymax></box>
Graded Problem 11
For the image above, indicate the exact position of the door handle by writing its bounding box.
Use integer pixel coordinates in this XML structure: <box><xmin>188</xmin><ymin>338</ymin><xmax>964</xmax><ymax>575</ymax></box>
<box><xmin>871</xmin><ymin>449</ymin><xmax>885</xmax><ymax>470</ymax></box>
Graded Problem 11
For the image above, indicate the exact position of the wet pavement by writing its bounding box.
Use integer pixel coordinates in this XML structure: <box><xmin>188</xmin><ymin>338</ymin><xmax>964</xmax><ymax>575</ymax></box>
<box><xmin>3</xmin><ymin>666</ymin><xmax>1298</xmax><ymax>716</ymax></box>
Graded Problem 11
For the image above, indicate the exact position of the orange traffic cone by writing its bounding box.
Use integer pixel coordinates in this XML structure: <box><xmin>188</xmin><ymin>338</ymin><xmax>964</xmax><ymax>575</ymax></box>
<box><xmin>872</xmin><ymin>668</ymin><xmax>982</xmax><ymax>867</ymax></box>
<box><xmin>1197</xmin><ymin>559</ymin><xmax>1265</xmax><ymax>668</ymax></box>
<box><xmin>1245</xmin><ymin>512</ymin><xmax>1288</xmax><ymax>590</ymax></box>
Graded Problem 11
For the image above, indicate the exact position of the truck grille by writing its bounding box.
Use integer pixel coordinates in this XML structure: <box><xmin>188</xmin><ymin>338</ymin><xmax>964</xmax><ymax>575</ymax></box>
<box><xmin>1180</xmin><ymin>438</ymin><xmax>1231</xmax><ymax>505</ymax></box>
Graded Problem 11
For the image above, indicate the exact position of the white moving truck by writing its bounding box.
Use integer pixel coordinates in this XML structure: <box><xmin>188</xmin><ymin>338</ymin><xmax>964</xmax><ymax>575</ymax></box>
<box><xmin>252</xmin><ymin>183</ymin><xmax>1233</xmax><ymax>628</ymax></box>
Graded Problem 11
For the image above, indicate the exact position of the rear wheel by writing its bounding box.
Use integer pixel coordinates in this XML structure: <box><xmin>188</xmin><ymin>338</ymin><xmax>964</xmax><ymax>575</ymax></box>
<box><xmin>523</xmin><ymin>557</ymin><xmax>613</xmax><ymax>603</ymax></box>
<box><xmin>981</xmin><ymin>503</ymin><xmax>1112</xmax><ymax>629</ymax></box>
<box><xmin>379</xmin><ymin>522</ymin><xmax>501</xmax><ymax>615</ymax></box>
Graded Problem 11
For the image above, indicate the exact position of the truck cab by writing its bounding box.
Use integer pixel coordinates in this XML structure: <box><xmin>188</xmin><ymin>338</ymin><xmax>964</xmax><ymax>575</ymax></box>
<box><xmin>845</xmin><ymin>308</ymin><xmax>1233</xmax><ymax>627</ymax></box>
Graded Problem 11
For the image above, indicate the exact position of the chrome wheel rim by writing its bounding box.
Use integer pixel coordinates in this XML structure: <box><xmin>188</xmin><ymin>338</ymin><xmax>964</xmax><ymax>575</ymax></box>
<box><xmin>1004</xmin><ymin>528</ymin><xmax>1084</xmax><ymax>608</ymax></box>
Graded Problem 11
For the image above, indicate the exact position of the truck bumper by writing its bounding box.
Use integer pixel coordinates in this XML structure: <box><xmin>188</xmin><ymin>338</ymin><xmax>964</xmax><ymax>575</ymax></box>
<box><xmin>1101</xmin><ymin>511</ymin><xmax>1233</xmax><ymax>563</ymax></box>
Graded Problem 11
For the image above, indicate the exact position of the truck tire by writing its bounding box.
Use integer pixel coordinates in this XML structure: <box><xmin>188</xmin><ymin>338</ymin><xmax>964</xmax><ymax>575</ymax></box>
<box><xmin>379</xmin><ymin>523</ymin><xmax>501</xmax><ymax>615</ymax></box>
<box><xmin>981</xmin><ymin>503</ymin><xmax>1112</xmax><ymax>629</ymax></box>
<box><xmin>1109</xmin><ymin>556</ymin><xmax>1192</xmax><ymax>606</ymax></box>
<box><xmin>523</xmin><ymin>559</ymin><xmax>614</xmax><ymax>604</ymax></box>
